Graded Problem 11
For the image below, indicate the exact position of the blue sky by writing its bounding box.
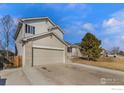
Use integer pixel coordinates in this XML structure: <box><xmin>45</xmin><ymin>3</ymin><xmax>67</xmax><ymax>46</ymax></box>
<box><xmin>0</xmin><ymin>3</ymin><xmax>124</xmax><ymax>51</ymax></box>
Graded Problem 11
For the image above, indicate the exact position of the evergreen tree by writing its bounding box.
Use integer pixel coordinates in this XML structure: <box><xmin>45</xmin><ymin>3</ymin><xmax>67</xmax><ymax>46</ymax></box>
<box><xmin>80</xmin><ymin>32</ymin><xmax>102</xmax><ymax>61</ymax></box>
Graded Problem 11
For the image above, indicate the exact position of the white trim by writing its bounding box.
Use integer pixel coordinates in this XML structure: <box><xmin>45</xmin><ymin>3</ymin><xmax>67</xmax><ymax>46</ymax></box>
<box><xmin>21</xmin><ymin>17</ymin><xmax>56</xmax><ymax>26</ymax></box>
<box><xmin>33</xmin><ymin>45</ymin><xmax>64</xmax><ymax>51</ymax></box>
<box><xmin>22</xmin><ymin>32</ymin><xmax>68</xmax><ymax>46</ymax></box>
<box><xmin>22</xmin><ymin>45</ymin><xmax>25</xmax><ymax>67</ymax></box>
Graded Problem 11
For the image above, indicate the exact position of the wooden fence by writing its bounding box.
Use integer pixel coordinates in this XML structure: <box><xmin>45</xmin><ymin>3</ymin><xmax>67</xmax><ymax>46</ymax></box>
<box><xmin>7</xmin><ymin>56</ymin><xmax>22</xmax><ymax>68</ymax></box>
<box><xmin>13</xmin><ymin>56</ymin><xmax>22</xmax><ymax>67</ymax></box>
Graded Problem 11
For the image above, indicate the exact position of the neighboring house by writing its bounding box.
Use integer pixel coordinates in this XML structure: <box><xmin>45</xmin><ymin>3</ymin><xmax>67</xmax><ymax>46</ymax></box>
<box><xmin>101</xmin><ymin>49</ymin><xmax>116</xmax><ymax>58</ymax></box>
<box><xmin>67</xmin><ymin>44</ymin><xmax>82</xmax><ymax>58</ymax></box>
<box><xmin>101</xmin><ymin>49</ymin><xmax>108</xmax><ymax>56</ymax></box>
<box><xmin>15</xmin><ymin>17</ymin><xmax>68</xmax><ymax>67</ymax></box>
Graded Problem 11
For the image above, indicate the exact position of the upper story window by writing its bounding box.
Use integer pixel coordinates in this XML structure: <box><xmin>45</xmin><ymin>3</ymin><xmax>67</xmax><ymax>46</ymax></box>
<box><xmin>25</xmin><ymin>24</ymin><xmax>35</xmax><ymax>34</ymax></box>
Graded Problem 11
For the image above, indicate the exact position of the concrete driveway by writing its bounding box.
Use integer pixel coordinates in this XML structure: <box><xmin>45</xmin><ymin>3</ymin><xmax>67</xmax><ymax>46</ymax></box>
<box><xmin>0</xmin><ymin>68</ymin><xmax>31</xmax><ymax>85</ymax></box>
<box><xmin>35</xmin><ymin>63</ymin><xmax>124</xmax><ymax>85</ymax></box>
<box><xmin>0</xmin><ymin>63</ymin><xmax>124</xmax><ymax>85</ymax></box>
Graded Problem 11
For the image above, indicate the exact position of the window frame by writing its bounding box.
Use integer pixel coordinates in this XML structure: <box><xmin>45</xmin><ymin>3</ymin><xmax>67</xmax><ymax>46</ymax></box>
<box><xmin>25</xmin><ymin>24</ymin><xmax>35</xmax><ymax>34</ymax></box>
<box><xmin>67</xmin><ymin>47</ymin><xmax>72</xmax><ymax>53</ymax></box>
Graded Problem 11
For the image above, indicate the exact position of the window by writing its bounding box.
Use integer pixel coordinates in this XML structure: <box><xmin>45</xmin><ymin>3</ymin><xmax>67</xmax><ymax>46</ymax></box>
<box><xmin>67</xmin><ymin>47</ymin><xmax>72</xmax><ymax>53</ymax></box>
<box><xmin>33</xmin><ymin>27</ymin><xmax>35</xmax><ymax>34</ymax></box>
<box><xmin>25</xmin><ymin>24</ymin><xmax>28</xmax><ymax>33</ymax></box>
<box><xmin>25</xmin><ymin>24</ymin><xmax>35</xmax><ymax>34</ymax></box>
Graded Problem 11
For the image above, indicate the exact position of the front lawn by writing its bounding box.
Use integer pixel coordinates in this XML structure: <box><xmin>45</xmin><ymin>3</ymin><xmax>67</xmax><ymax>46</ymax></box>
<box><xmin>72</xmin><ymin>57</ymin><xmax>124</xmax><ymax>72</ymax></box>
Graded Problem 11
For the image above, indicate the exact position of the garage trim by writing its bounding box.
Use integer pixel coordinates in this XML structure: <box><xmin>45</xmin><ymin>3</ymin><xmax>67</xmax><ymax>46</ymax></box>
<box><xmin>33</xmin><ymin>45</ymin><xmax>64</xmax><ymax>51</ymax></box>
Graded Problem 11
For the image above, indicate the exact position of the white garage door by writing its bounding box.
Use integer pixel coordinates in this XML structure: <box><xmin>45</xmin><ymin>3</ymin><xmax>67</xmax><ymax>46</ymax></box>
<box><xmin>33</xmin><ymin>48</ymin><xmax>64</xmax><ymax>66</ymax></box>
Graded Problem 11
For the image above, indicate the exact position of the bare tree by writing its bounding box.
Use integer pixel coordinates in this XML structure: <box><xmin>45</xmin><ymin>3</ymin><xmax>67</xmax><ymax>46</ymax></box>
<box><xmin>0</xmin><ymin>40</ymin><xmax>4</xmax><ymax>50</ymax></box>
<box><xmin>0</xmin><ymin>15</ymin><xmax>14</xmax><ymax>59</ymax></box>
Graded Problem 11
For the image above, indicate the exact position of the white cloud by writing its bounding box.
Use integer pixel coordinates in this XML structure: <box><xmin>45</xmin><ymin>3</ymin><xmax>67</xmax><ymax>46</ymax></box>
<box><xmin>112</xmin><ymin>9</ymin><xmax>124</xmax><ymax>20</ymax></box>
<box><xmin>49</xmin><ymin>3</ymin><xmax>91</xmax><ymax>39</ymax></box>
<box><xmin>63</xmin><ymin>21</ymin><xmax>97</xmax><ymax>45</ymax></box>
<box><xmin>103</xmin><ymin>18</ymin><xmax>120</xmax><ymax>27</ymax></box>
<box><xmin>103</xmin><ymin>18</ymin><xmax>124</xmax><ymax>34</ymax></box>
<box><xmin>64</xmin><ymin>21</ymin><xmax>83</xmax><ymax>34</ymax></box>
<box><xmin>64</xmin><ymin>22</ymin><xmax>90</xmax><ymax>43</ymax></box>
<box><xmin>120</xmin><ymin>36</ymin><xmax>124</xmax><ymax>41</ymax></box>
<box><xmin>102</xmin><ymin>9</ymin><xmax>124</xmax><ymax>35</ymax></box>
<box><xmin>102</xmin><ymin>38</ymin><xmax>124</xmax><ymax>50</ymax></box>
<box><xmin>63</xmin><ymin>20</ymin><xmax>96</xmax><ymax>37</ymax></box>
<box><xmin>82</xmin><ymin>23</ymin><xmax>95</xmax><ymax>31</ymax></box>
<box><xmin>101</xmin><ymin>9</ymin><xmax>124</xmax><ymax>50</ymax></box>
<box><xmin>43</xmin><ymin>3</ymin><xmax>89</xmax><ymax>21</ymax></box>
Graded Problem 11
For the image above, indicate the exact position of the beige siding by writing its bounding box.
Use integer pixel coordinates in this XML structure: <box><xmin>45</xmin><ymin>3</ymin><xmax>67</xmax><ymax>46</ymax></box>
<box><xmin>33</xmin><ymin>35</ymin><xmax>65</xmax><ymax>48</ymax></box>
<box><xmin>47</xmin><ymin>21</ymin><xmax>63</xmax><ymax>39</ymax></box>
<box><xmin>23</xmin><ymin>20</ymin><xmax>53</xmax><ymax>36</ymax></box>
<box><xmin>53</xmin><ymin>29</ymin><xmax>63</xmax><ymax>39</ymax></box>
<box><xmin>32</xmin><ymin>35</ymin><xmax>67</xmax><ymax>65</ymax></box>
<box><xmin>22</xmin><ymin>35</ymin><xmax>67</xmax><ymax>67</ymax></box>
<box><xmin>16</xmin><ymin>18</ymin><xmax>68</xmax><ymax>67</ymax></box>
<box><xmin>64</xmin><ymin>46</ymin><xmax>68</xmax><ymax>63</ymax></box>
<box><xmin>33</xmin><ymin>48</ymin><xmax>64</xmax><ymax>65</ymax></box>
<box><xmin>22</xmin><ymin>20</ymin><xmax>63</xmax><ymax>39</ymax></box>
<box><xmin>23</xmin><ymin>41</ymin><xmax>33</xmax><ymax>67</ymax></box>
<box><xmin>46</xmin><ymin>20</ymin><xmax>54</xmax><ymax>28</ymax></box>
<box><xmin>15</xmin><ymin>24</ymin><xmax>25</xmax><ymax>56</ymax></box>
<box><xmin>70</xmin><ymin>48</ymin><xmax>82</xmax><ymax>57</ymax></box>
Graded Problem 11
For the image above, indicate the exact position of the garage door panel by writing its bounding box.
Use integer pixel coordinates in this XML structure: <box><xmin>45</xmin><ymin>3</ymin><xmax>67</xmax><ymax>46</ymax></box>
<box><xmin>33</xmin><ymin>48</ymin><xmax>64</xmax><ymax>66</ymax></box>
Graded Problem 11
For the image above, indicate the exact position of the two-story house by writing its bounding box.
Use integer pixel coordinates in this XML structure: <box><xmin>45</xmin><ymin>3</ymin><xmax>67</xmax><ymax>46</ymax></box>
<box><xmin>15</xmin><ymin>17</ymin><xmax>68</xmax><ymax>67</ymax></box>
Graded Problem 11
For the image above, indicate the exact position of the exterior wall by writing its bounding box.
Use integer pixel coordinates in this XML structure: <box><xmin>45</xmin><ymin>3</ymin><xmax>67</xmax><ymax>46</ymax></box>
<box><xmin>76</xmin><ymin>48</ymin><xmax>82</xmax><ymax>57</ymax></box>
<box><xmin>72</xmin><ymin>48</ymin><xmax>78</xmax><ymax>57</ymax></box>
<box><xmin>46</xmin><ymin>20</ymin><xmax>54</xmax><ymax>29</ymax></box>
<box><xmin>16</xmin><ymin>18</ymin><xmax>68</xmax><ymax>67</ymax></box>
<box><xmin>47</xmin><ymin>20</ymin><xmax>63</xmax><ymax>39</ymax></box>
<box><xmin>72</xmin><ymin>47</ymin><xmax>82</xmax><ymax>57</ymax></box>
<box><xmin>22</xmin><ymin>20</ymin><xmax>64</xmax><ymax>40</ymax></box>
<box><xmin>52</xmin><ymin>29</ymin><xmax>63</xmax><ymax>39</ymax></box>
<box><xmin>32</xmin><ymin>35</ymin><xmax>67</xmax><ymax>65</ymax></box>
<box><xmin>33</xmin><ymin>35</ymin><xmax>65</xmax><ymax>48</ymax></box>
<box><xmin>67</xmin><ymin>47</ymin><xmax>82</xmax><ymax>58</ymax></box>
<box><xmin>22</xmin><ymin>41</ymin><xmax>33</xmax><ymax>67</ymax></box>
<box><xmin>23</xmin><ymin>20</ymin><xmax>53</xmax><ymax>37</ymax></box>
<box><xmin>22</xmin><ymin>35</ymin><xmax>67</xmax><ymax>67</ymax></box>
<box><xmin>15</xmin><ymin>24</ymin><xmax>25</xmax><ymax>56</ymax></box>
<box><xmin>65</xmin><ymin>46</ymin><xmax>69</xmax><ymax>63</ymax></box>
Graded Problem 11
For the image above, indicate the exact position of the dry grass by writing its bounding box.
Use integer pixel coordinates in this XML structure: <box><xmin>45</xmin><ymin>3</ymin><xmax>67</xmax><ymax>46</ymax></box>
<box><xmin>72</xmin><ymin>56</ymin><xmax>124</xmax><ymax>71</ymax></box>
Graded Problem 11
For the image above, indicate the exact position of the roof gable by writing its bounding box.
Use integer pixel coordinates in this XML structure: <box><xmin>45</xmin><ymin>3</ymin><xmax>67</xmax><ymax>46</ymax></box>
<box><xmin>15</xmin><ymin>17</ymin><xmax>64</xmax><ymax>40</ymax></box>
<box><xmin>22</xmin><ymin>32</ymin><xmax>68</xmax><ymax>46</ymax></box>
